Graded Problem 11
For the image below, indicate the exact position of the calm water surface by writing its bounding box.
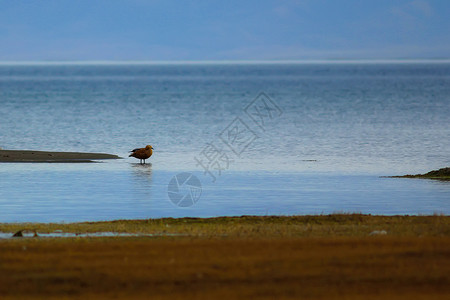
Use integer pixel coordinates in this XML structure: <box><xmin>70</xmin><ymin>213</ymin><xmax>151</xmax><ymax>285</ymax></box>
<box><xmin>0</xmin><ymin>63</ymin><xmax>449</xmax><ymax>222</ymax></box>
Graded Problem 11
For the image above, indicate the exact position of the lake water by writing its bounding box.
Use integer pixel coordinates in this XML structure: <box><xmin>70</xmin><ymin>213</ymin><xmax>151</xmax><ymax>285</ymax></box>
<box><xmin>0</xmin><ymin>62</ymin><xmax>449</xmax><ymax>222</ymax></box>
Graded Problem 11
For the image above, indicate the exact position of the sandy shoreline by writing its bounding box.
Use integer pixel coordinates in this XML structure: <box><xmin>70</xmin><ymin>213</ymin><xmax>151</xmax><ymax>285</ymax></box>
<box><xmin>0</xmin><ymin>149</ymin><xmax>120</xmax><ymax>162</ymax></box>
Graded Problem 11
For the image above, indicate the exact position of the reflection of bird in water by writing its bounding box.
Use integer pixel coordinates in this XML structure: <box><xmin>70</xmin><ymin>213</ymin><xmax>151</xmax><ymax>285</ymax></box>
<box><xmin>132</xmin><ymin>163</ymin><xmax>153</xmax><ymax>178</ymax></box>
<box><xmin>129</xmin><ymin>145</ymin><xmax>153</xmax><ymax>164</ymax></box>
<box><xmin>131</xmin><ymin>163</ymin><xmax>153</xmax><ymax>191</ymax></box>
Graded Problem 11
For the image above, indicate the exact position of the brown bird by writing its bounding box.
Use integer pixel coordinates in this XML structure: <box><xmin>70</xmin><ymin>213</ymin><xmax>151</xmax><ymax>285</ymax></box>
<box><xmin>129</xmin><ymin>145</ymin><xmax>153</xmax><ymax>164</ymax></box>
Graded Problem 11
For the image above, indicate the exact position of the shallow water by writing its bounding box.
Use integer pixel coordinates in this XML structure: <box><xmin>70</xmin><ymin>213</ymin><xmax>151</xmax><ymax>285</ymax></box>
<box><xmin>0</xmin><ymin>160</ymin><xmax>448</xmax><ymax>223</ymax></box>
<box><xmin>0</xmin><ymin>63</ymin><xmax>449</xmax><ymax>222</ymax></box>
<box><xmin>0</xmin><ymin>231</ymin><xmax>185</xmax><ymax>239</ymax></box>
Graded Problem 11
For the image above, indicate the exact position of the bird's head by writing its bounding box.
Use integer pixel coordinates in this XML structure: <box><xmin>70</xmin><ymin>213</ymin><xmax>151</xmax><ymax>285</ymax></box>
<box><xmin>146</xmin><ymin>145</ymin><xmax>154</xmax><ymax>150</ymax></box>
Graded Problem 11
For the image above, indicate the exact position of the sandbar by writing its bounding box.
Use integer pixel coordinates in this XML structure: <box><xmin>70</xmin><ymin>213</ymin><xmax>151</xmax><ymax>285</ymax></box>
<box><xmin>0</xmin><ymin>149</ymin><xmax>120</xmax><ymax>162</ymax></box>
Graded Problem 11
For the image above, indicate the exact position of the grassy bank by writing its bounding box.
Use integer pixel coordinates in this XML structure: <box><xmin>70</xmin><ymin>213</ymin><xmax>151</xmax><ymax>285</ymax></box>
<box><xmin>0</xmin><ymin>215</ymin><xmax>449</xmax><ymax>299</ymax></box>
<box><xmin>389</xmin><ymin>167</ymin><xmax>450</xmax><ymax>180</ymax></box>
<box><xmin>1</xmin><ymin>214</ymin><xmax>449</xmax><ymax>238</ymax></box>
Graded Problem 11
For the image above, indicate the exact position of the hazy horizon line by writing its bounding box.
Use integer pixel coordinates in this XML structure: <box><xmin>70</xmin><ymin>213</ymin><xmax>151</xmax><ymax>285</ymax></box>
<box><xmin>0</xmin><ymin>59</ymin><xmax>450</xmax><ymax>66</ymax></box>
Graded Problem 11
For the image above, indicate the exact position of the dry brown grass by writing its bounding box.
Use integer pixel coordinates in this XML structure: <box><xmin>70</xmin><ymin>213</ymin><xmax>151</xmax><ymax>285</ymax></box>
<box><xmin>0</xmin><ymin>215</ymin><xmax>449</xmax><ymax>299</ymax></box>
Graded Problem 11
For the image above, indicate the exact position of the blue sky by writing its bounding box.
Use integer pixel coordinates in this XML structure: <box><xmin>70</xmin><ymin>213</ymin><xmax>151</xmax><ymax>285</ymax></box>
<box><xmin>0</xmin><ymin>0</ymin><xmax>449</xmax><ymax>61</ymax></box>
